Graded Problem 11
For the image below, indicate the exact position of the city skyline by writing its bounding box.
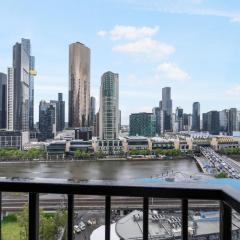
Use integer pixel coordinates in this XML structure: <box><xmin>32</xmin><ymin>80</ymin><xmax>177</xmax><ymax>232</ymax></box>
<box><xmin>1</xmin><ymin>1</ymin><xmax>240</xmax><ymax>124</ymax></box>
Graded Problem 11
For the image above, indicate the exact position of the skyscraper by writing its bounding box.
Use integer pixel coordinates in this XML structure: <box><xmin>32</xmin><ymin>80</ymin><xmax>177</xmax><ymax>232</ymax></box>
<box><xmin>69</xmin><ymin>42</ymin><xmax>90</xmax><ymax>128</ymax></box>
<box><xmin>90</xmin><ymin>96</ymin><xmax>96</xmax><ymax>127</ymax></box>
<box><xmin>152</xmin><ymin>107</ymin><xmax>161</xmax><ymax>135</ymax></box>
<box><xmin>7</xmin><ymin>68</ymin><xmax>14</xmax><ymax>130</ymax></box>
<box><xmin>0</xmin><ymin>73</ymin><xmax>7</xmax><ymax>129</ymax></box>
<box><xmin>161</xmin><ymin>87</ymin><xmax>172</xmax><ymax>132</ymax></box>
<box><xmin>219</xmin><ymin>109</ymin><xmax>229</xmax><ymax>133</ymax></box>
<box><xmin>12</xmin><ymin>38</ymin><xmax>35</xmax><ymax>131</ymax></box>
<box><xmin>192</xmin><ymin>102</ymin><xmax>200</xmax><ymax>131</ymax></box>
<box><xmin>174</xmin><ymin>107</ymin><xmax>183</xmax><ymax>132</ymax></box>
<box><xmin>228</xmin><ymin>108</ymin><xmax>238</xmax><ymax>135</ymax></box>
<box><xmin>100</xmin><ymin>71</ymin><xmax>119</xmax><ymax>140</ymax></box>
<box><xmin>58</xmin><ymin>93</ymin><xmax>65</xmax><ymax>131</ymax></box>
<box><xmin>50</xmin><ymin>93</ymin><xmax>65</xmax><ymax>132</ymax></box>
<box><xmin>29</xmin><ymin>56</ymin><xmax>36</xmax><ymax>130</ymax></box>
<box><xmin>205</xmin><ymin>111</ymin><xmax>220</xmax><ymax>135</ymax></box>
<box><xmin>39</xmin><ymin>100</ymin><xmax>56</xmax><ymax>140</ymax></box>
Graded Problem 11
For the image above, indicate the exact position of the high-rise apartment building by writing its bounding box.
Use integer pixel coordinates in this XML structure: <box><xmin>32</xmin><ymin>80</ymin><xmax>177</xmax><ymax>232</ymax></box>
<box><xmin>38</xmin><ymin>100</ymin><xmax>56</xmax><ymax>141</ymax></box>
<box><xmin>7</xmin><ymin>68</ymin><xmax>14</xmax><ymax>130</ymax></box>
<box><xmin>12</xmin><ymin>38</ymin><xmax>35</xmax><ymax>131</ymax></box>
<box><xmin>192</xmin><ymin>102</ymin><xmax>200</xmax><ymax>131</ymax></box>
<box><xmin>161</xmin><ymin>87</ymin><xmax>172</xmax><ymax>132</ymax></box>
<box><xmin>0</xmin><ymin>73</ymin><xmax>7</xmax><ymax>129</ymax></box>
<box><xmin>69</xmin><ymin>42</ymin><xmax>90</xmax><ymax>128</ymax></box>
<box><xmin>129</xmin><ymin>112</ymin><xmax>156</xmax><ymax>137</ymax></box>
<box><xmin>100</xmin><ymin>71</ymin><xmax>119</xmax><ymax>140</ymax></box>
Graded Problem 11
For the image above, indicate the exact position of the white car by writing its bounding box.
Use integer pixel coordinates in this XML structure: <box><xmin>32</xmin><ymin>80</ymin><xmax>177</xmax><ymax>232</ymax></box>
<box><xmin>79</xmin><ymin>221</ymin><xmax>86</xmax><ymax>231</ymax></box>
<box><xmin>74</xmin><ymin>225</ymin><xmax>81</xmax><ymax>233</ymax></box>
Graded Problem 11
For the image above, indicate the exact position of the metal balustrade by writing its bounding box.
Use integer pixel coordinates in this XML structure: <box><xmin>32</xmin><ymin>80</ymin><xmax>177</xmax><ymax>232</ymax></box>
<box><xmin>0</xmin><ymin>178</ymin><xmax>239</xmax><ymax>240</ymax></box>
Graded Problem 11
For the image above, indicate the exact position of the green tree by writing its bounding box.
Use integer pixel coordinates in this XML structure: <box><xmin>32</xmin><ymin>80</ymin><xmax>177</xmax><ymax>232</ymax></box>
<box><xmin>215</xmin><ymin>172</ymin><xmax>228</xmax><ymax>178</ymax></box>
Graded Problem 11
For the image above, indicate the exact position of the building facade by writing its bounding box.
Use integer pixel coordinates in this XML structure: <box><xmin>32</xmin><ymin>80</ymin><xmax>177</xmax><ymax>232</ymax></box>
<box><xmin>38</xmin><ymin>101</ymin><xmax>56</xmax><ymax>141</ymax></box>
<box><xmin>69</xmin><ymin>42</ymin><xmax>90</xmax><ymax>128</ymax></box>
<box><xmin>0</xmin><ymin>73</ymin><xmax>7</xmax><ymax>129</ymax></box>
<box><xmin>99</xmin><ymin>71</ymin><xmax>119</xmax><ymax>140</ymax></box>
<box><xmin>192</xmin><ymin>102</ymin><xmax>200</xmax><ymax>132</ymax></box>
<box><xmin>129</xmin><ymin>113</ymin><xmax>156</xmax><ymax>137</ymax></box>
<box><xmin>161</xmin><ymin>87</ymin><xmax>172</xmax><ymax>132</ymax></box>
<box><xmin>12</xmin><ymin>38</ymin><xmax>35</xmax><ymax>131</ymax></box>
<box><xmin>152</xmin><ymin>107</ymin><xmax>161</xmax><ymax>135</ymax></box>
<box><xmin>7</xmin><ymin>68</ymin><xmax>14</xmax><ymax>130</ymax></box>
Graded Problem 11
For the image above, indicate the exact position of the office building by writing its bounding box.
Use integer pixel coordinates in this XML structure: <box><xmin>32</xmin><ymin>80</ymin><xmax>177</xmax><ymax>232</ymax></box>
<box><xmin>152</xmin><ymin>107</ymin><xmax>161</xmax><ymax>135</ymax></box>
<box><xmin>38</xmin><ymin>100</ymin><xmax>56</xmax><ymax>141</ymax></box>
<box><xmin>203</xmin><ymin>111</ymin><xmax>220</xmax><ymax>135</ymax></box>
<box><xmin>69</xmin><ymin>42</ymin><xmax>90</xmax><ymax>127</ymax></box>
<box><xmin>12</xmin><ymin>38</ymin><xmax>35</xmax><ymax>131</ymax></box>
<box><xmin>219</xmin><ymin>109</ymin><xmax>229</xmax><ymax>133</ymax></box>
<box><xmin>0</xmin><ymin>73</ymin><xmax>7</xmax><ymax>129</ymax></box>
<box><xmin>161</xmin><ymin>87</ymin><xmax>172</xmax><ymax>132</ymax></box>
<box><xmin>29</xmin><ymin>56</ymin><xmax>36</xmax><ymax>130</ymax></box>
<box><xmin>175</xmin><ymin>107</ymin><xmax>183</xmax><ymax>132</ymax></box>
<box><xmin>228</xmin><ymin>108</ymin><xmax>238</xmax><ymax>135</ymax></box>
<box><xmin>129</xmin><ymin>112</ymin><xmax>156</xmax><ymax>137</ymax></box>
<box><xmin>7</xmin><ymin>68</ymin><xmax>14</xmax><ymax>130</ymax></box>
<box><xmin>90</xmin><ymin>96</ymin><xmax>96</xmax><ymax>133</ymax></box>
<box><xmin>50</xmin><ymin>93</ymin><xmax>65</xmax><ymax>132</ymax></box>
<box><xmin>58</xmin><ymin>93</ymin><xmax>65</xmax><ymax>131</ymax></box>
<box><xmin>99</xmin><ymin>71</ymin><xmax>119</xmax><ymax>140</ymax></box>
<box><xmin>0</xmin><ymin>130</ymin><xmax>29</xmax><ymax>150</ymax></box>
<box><xmin>192</xmin><ymin>102</ymin><xmax>200</xmax><ymax>131</ymax></box>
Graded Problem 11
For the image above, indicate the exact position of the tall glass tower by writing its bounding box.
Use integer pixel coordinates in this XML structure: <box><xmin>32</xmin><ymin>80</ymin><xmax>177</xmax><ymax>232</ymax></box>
<box><xmin>69</xmin><ymin>42</ymin><xmax>90</xmax><ymax>127</ymax></box>
<box><xmin>161</xmin><ymin>87</ymin><xmax>172</xmax><ymax>131</ymax></box>
<box><xmin>100</xmin><ymin>71</ymin><xmax>119</xmax><ymax>140</ymax></box>
<box><xmin>13</xmin><ymin>38</ymin><xmax>35</xmax><ymax>131</ymax></box>
<box><xmin>192</xmin><ymin>102</ymin><xmax>200</xmax><ymax>131</ymax></box>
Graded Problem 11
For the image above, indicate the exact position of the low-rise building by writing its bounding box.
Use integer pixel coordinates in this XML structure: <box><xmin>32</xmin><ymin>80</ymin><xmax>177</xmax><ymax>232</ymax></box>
<box><xmin>150</xmin><ymin>137</ymin><xmax>175</xmax><ymax>151</ymax></box>
<box><xmin>0</xmin><ymin>130</ymin><xmax>29</xmax><ymax>150</ymax></box>
<box><xmin>124</xmin><ymin>136</ymin><xmax>149</xmax><ymax>152</ymax></box>
<box><xmin>93</xmin><ymin>139</ymin><xmax>123</xmax><ymax>155</ymax></box>
<box><xmin>46</xmin><ymin>140</ymin><xmax>66</xmax><ymax>158</ymax></box>
<box><xmin>174</xmin><ymin>139</ymin><xmax>191</xmax><ymax>152</ymax></box>
<box><xmin>68</xmin><ymin>140</ymin><xmax>94</xmax><ymax>155</ymax></box>
<box><xmin>211</xmin><ymin>137</ymin><xmax>240</xmax><ymax>151</ymax></box>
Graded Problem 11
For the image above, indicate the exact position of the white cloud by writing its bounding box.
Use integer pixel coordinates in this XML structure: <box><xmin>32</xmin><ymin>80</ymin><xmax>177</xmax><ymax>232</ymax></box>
<box><xmin>113</xmin><ymin>38</ymin><xmax>175</xmax><ymax>59</ymax></box>
<box><xmin>226</xmin><ymin>85</ymin><xmax>240</xmax><ymax>96</ymax></box>
<box><xmin>98</xmin><ymin>25</ymin><xmax>159</xmax><ymax>40</ymax></box>
<box><xmin>155</xmin><ymin>62</ymin><xmax>190</xmax><ymax>81</ymax></box>
<box><xmin>97</xmin><ymin>30</ymin><xmax>107</xmax><ymax>37</ymax></box>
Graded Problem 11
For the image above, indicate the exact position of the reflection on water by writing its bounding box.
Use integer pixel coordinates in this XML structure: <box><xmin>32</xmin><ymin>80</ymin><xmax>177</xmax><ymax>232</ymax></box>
<box><xmin>0</xmin><ymin>159</ymin><xmax>199</xmax><ymax>180</ymax></box>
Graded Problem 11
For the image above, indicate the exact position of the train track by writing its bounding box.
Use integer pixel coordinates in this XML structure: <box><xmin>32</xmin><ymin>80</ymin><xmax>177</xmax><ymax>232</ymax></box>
<box><xmin>1</xmin><ymin>197</ymin><xmax>219</xmax><ymax>211</ymax></box>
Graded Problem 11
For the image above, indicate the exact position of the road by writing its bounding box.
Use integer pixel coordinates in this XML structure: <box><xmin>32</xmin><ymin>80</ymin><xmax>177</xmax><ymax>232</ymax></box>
<box><xmin>200</xmin><ymin>147</ymin><xmax>240</xmax><ymax>179</ymax></box>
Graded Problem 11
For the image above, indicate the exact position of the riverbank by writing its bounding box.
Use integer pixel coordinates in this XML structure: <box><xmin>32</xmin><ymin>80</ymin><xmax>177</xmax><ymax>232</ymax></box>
<box><xmin>0</xmin><ymin>155</ymin><xmax>194</xmax><ymax>164</ymax></box>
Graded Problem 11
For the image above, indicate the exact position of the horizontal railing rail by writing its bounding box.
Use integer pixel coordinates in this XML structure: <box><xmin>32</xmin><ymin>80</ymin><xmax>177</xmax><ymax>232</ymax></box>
<box><xmin>0</xmin><ymin>178</ymin><xmax>239</xmax><ymax>240</ymax></box>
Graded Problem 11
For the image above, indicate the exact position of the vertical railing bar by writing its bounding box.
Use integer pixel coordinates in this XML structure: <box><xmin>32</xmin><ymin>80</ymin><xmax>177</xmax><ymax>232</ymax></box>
<box><xmin>67</xmin><ymin>194</ymin><xmax>74</xmax><ymax>240</ymax></box>
<box><xmin>0</xmin><ymin>192</ymin><xmax>2</xmax><ymax>240</ymax></box>
<box><xmin>105</xmin><ymin>196</ymin><xmax>111</xmax><ymax>240</ymax></box>
<box><xmin>29</xmin><ymin>192</ymin><xmax>39</xmax><ymax>240</ymax></box>
<box><xmin>182</xmin><ymin>198</ymin><xmax>188</xmax><ymax>240</ymax></box>
<box><xmin>143</xmin><ymin>197</ymin><xmax>149</xmax><ymax>240</ymax></box>
<box><xmin>220</xmin><ymin>201</ymin><xmax>232</xmax><ymax>240</ymax></box>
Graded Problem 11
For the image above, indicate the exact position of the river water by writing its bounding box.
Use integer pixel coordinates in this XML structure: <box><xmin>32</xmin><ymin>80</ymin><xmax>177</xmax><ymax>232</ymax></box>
<box><xmin>0</xmin><ymin>159</ymin><xmax>199</xmax><ymax>180</ymax></box>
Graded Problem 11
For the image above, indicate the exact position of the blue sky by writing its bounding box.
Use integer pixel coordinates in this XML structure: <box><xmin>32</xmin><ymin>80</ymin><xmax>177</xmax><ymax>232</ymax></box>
<box><xmin>1</xmin><ymin>0</ymin><xmax>240</xmax><ymax>124</ymax></box>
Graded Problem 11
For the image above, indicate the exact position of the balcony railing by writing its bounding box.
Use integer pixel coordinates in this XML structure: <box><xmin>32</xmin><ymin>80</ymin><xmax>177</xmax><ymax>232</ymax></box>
<box><xmin>0</xmin><ymin>178</ymin><xmax>239</xmax><ymax>240</ymax></box>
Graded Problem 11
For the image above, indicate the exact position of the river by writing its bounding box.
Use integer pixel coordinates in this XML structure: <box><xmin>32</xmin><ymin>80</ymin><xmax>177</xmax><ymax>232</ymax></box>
<box><xmin>0</xmin><ymin>159</ymin><xmax>199</xmax><ymax>180</ymax></box>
